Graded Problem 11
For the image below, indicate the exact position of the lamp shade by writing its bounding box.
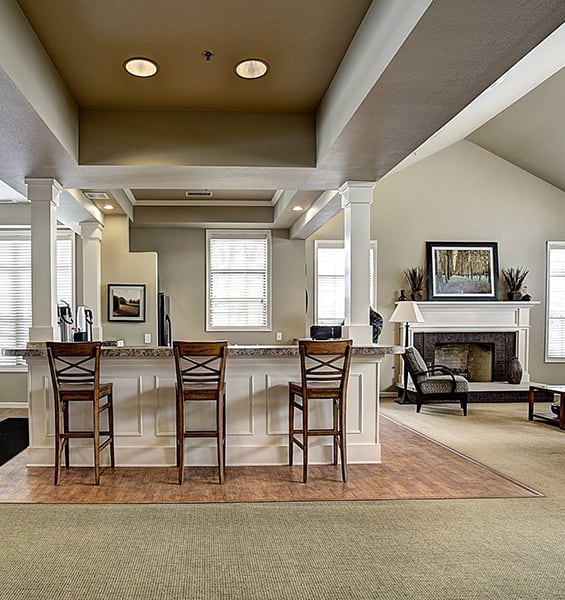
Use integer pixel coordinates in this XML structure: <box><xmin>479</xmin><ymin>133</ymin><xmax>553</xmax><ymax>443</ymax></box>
<box><xmin>389</xmin><ymin>301</ymin><xmax>425</xmax><ymax>323</ymax></box>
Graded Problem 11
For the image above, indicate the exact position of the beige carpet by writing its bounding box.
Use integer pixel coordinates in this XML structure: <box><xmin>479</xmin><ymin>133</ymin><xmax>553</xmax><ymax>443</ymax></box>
<box><xmin>0</xmin><ymin>401</ymin><xmax>563</xmax><ymax>600</ymax></box>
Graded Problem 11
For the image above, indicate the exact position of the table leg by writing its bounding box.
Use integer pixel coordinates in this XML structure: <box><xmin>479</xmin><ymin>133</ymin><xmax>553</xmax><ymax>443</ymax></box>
<box><xmin>528</xmin><ymin>388</ymin><xmax>535</xmax><ymax>421</ymax></box>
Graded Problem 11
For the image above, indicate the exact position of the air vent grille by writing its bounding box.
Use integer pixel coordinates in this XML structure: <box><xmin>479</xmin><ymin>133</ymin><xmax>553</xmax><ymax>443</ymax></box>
<box><xmin>84</xmin><ymin>191</ymin><xmax>110</xmax><ymax>201</ymax></box>
<box><xmin>185</xmin><ymin>190</ymin><xmax>213</xmax><ymax>198</ymax></box>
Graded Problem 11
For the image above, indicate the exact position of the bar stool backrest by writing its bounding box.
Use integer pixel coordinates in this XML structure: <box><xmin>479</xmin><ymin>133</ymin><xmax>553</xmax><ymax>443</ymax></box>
<box><xmin>46</xmin><ymin>342</ymin><xmax>102</xmax><ymax>391</ymax></box>
<box><xmin>298</xmin><ymin>339</ymin><xmax>353</xmax><ymax>392</ymax></box>
<box><xmin>173</xmin><ymin>341</ymin><xmax>228</xmax><ymax>393</ymax></box>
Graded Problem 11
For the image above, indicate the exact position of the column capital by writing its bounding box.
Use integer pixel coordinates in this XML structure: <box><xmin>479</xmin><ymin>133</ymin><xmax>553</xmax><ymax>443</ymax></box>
<box><xmin>80</xmin><ymin>221</ymin><xmax>104</xmax><ymax>241</ymax></box>
<box><xmin>339</xmin><ymin>181</ymin><xmax>376</xmax><ymax>208</ymax></box>
<box><xmin>25</xmin><ymin>178</ymin><xmax>63</xmax><ymax>207</ymax></box>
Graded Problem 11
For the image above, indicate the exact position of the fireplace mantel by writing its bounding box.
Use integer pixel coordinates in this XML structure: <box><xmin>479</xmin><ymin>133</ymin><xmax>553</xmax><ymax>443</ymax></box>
<box><xmin>402</xmin><ymin>301</ymin><xmax>539</xmax><ymax>384</ymax></box>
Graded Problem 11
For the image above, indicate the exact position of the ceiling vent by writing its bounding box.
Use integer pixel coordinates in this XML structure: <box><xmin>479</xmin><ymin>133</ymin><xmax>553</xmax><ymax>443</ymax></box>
<box><xmin>185</xmin><ymin>190</ymin><xmax>213</xmax><ymax>198</ymax></box>
<box><xmin>84</xmin><ymin>191</ymin><xmax>110</xmax><ymax>201</ymax></box>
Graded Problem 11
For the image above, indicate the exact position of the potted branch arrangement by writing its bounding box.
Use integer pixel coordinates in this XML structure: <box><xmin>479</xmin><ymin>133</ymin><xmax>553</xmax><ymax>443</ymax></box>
<box><xmin>404</xmin><ymin>266</ymin><xmax>426</xmax><ymax>301</ymax></box>
<box><xmin>501</xmin><ymin>267</ymin><xmax>529</xmax><ymax>301</ymax></box>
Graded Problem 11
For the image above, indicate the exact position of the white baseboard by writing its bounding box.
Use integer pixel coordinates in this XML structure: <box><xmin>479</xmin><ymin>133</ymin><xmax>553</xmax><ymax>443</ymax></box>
<box><xmin>0</xmin><ymin>402</ymin><xmax>28</xmax><ymax>409</ymax></box>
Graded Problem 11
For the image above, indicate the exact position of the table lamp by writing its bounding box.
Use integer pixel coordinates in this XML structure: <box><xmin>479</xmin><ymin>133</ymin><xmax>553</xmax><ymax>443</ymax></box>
<box><xmin>389</xmin><ymin>301</ymin><xmax>425</xmax><ymax>403</ymax></box>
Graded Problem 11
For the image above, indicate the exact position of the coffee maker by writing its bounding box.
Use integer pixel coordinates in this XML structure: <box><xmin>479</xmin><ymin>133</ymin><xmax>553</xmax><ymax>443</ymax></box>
<box><xmin>57</xmin><ymin>301</ymin><xmax>74</xmax><ymax>342</ymax></box>
<box><xmin>74</xmin><ymin>305</ymin><xmax>93</xmax><ymax>342</ymax></box>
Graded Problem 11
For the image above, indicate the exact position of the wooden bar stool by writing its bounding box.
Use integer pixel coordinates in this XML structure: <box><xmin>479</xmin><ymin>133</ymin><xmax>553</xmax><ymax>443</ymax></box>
<box><xmin>288</xmin><ymin>339</ymin><xmax>353</xmax><ymax>483</ymax></box>
<box><xmin>173</xmin><ymin>341</ymin><xmax>228</xmax><ymax>484</ymax></box>
<box><xmin>46</xmin><ymin>342</ymin><xmax>115</xmax><ymax>485</ymax></box>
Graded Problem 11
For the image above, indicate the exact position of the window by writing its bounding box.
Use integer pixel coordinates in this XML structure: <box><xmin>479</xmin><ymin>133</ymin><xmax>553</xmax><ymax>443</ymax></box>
<box><xmin>0</xmin><ymin>229</ymin><xmax>74</xmax><ymax>357</ymax></box>
<box><xmin>207</xmin><ymin>230</ymin><xmax>271</xmax><ymax>331</ymax></box>
<box><xmin>546</xmin><ymin>241</ymin><xmax>565</xmax><ymax>361</ymax></box>
<box><xmin>315</xmin><ymin>241</ymin><xmax>376</xmax><ymax>325</ymax></box>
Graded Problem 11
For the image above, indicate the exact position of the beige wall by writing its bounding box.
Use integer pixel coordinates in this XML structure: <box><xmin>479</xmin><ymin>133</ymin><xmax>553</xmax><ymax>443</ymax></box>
<box><xmin>101</xmin><ymin>215</ymin><xmax>158</xmax><ymax>345</ymax></box>
<box><xmin>0</xmin><ymin>372</ymin><xmax>27</xmax><ymax>404</ymax></box>
<box><xmin>379</xmin><ymin>141</ymin><xmax>565</xmax><ymax>387</ymax></box>
<box><xmin>130</xmin><ymin>228</ymin><xmax>306</xmax><ymax>345</ymax></box>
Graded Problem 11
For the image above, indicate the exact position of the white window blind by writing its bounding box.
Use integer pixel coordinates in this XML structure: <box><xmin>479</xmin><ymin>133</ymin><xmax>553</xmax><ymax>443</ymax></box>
<box><xmin>315</xmin><ymin>242</ymin><xmax>375</xmax><ymax>325</ymax></box>
<box><xmin>207</xmin><ymin>230</ymin><xmax>271</xmax><ymax>330</ymax></box>
<box><xmin>546</xmin><ymin>242</ymin><xmax>565</xmax><ymax>360</ymax></box>
<box><xmin>0</xmin><ymin>229</ymin><xmax>74</xmax><ymax>354</ymax></box>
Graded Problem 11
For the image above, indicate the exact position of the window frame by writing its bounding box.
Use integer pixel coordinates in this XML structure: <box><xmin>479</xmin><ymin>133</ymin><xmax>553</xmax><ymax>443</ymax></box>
<box><xmin>314</xmin><ymin>240</ymin><xmax>377</xmax><ymax>326</ymax></box>
<box><xmin>206</xmin><ymin>229</ymin><xmax>272</xmax><ymax>332</ymax></box>
<box><xmin>0</xmin><ymin>227</ymin><xmax>74</xmax><ymax>366</ymax></box>
<box><xmin>545</xmin><ymin>240</ymin><xmax>565</xmax><ymax>362</ymax></box>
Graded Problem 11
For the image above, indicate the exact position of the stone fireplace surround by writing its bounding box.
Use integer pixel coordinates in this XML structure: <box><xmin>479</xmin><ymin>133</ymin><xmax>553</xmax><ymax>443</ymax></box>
<box><xmin>397</xmin><ymin>301</ymin><xmax>540</xmax><ymax>402</ymax></box>
<box><xmin>412</xmin><ymin>331</ymin><xmax>516</xmax><ymax>382</ymax></box>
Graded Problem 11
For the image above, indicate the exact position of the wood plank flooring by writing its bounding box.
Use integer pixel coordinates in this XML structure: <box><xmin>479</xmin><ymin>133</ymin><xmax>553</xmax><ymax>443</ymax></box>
<box><xmin>0</xmin><ymin>415</ymin><xmax>540</xmax><ymax>503</ymax></box>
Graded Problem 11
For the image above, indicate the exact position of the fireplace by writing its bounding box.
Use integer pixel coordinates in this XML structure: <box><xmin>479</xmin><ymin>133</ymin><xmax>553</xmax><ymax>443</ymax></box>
<box><xmin>394</xmin><ymin>301</ymin><xmax>538</xmax><ymax>402</ymax></box>
<box><xmin>413</xmin><ymin>331</ymin><xmax>516</xmax><ymax>382</ymax></box>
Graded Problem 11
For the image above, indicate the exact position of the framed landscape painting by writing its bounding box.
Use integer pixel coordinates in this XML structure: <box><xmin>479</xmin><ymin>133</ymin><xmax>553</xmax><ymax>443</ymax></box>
<box><xmin>108</xmin><ymin>284</ymin><xmax>146</xmax><ymax>322</ymax></box>
<box><xmin>426</xmin><ymin>242</ymin><xmax>499</xmax><ymax>301</ymax></box>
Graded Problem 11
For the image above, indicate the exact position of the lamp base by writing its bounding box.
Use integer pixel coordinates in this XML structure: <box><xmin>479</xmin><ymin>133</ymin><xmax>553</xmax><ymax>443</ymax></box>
<box><xmin>395</xmin><ymin>397</ymin><xmax>413</xmax><ymax>405</ymax></box>
<box><xmin>395</xmin><ymin>386</ymin><xmax>413</xmax><ymax>405</ymax></box>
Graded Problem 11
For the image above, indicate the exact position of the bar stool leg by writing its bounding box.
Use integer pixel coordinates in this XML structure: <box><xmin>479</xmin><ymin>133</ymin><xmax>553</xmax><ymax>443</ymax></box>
<box><xmin>288</xmin><ymin>388</ymin><xmax>294</xmax><ymax>466</ymax></box>
<box><xmin>54</xmin><ymin>400</ymin><xmax>62</xmax><ymax>485</ymax></box>
<box><xmin>108</xmin><ymin>391</ymin><xmax>115</xmax><ymax>467</ymax></box>
<box><xmin>217</xmin><ymin>392</ymin><xmax>225</xmax><ymax>484</ymax></box>
<box><xmin>177</xmin><ymin>390</ymin><xmax>185</xmax><ymax>484</ymax></box>
<box><xmin>63</xmin><ymin>401</ymin><xmax>70</xmax><ymax>468</ymax></box>
<box><xmin>93</xmin><ymin>398</ymin><xmax>100</xmax><ymax>485</ymax></box>
<box><xmin>302</xmin><ymin>396</ymin><xmax>308</xmax><ymax>483</ymax></box>
<box><xmin>339</xmin><ymin>399</ymin><xmax>347</xmax><ymax>483</ymax></box>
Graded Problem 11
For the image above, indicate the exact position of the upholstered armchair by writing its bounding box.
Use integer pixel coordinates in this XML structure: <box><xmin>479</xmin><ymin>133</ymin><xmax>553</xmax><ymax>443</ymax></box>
<box><xmin>402</xmin><ymin>347</ymin><xmax>469</xmax><ymax>416</ymax></box>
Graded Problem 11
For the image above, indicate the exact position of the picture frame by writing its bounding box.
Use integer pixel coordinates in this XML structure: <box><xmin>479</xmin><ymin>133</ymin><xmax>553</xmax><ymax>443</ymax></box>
<box><xmin>426</xmin><ymin>242</ymin><xmax>499</xmax><ymax>301</ymax></box>
<box><xmin>107</xmin><ymin>284</ymin><xmax>146</xmax><ymax>322</ymax></box>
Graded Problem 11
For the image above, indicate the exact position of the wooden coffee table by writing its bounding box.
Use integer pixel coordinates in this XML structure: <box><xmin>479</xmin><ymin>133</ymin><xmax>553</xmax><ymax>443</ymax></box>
<box><xmin>528</xmin><ymin>384</ymin><xmax>565</xmax><ymax>429</ymax></box>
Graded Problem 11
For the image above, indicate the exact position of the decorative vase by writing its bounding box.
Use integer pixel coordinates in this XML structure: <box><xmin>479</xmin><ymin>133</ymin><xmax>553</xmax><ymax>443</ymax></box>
<box><xmin>508</xmin><ymin>292</ymin><xmax>522</xmax><ymax>301</ymax></box>
<box><xmin>411</xmin><ymin>291</ymin><xmax>423</xmax><ymax>301</ymax></box>
<box><xmin>506</xmin><ymin>357</ymin><xmax>523</xmax><ymax>384</ymax></box>
<box><xmin>398</xmin><ymin>289</ymin><xmax>408</xmax><ymax>301</ymax></box>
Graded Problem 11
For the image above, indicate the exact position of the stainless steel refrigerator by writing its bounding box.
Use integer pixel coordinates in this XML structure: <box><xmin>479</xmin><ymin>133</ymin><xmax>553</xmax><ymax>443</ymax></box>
<box><xmin>158</xmin><ymin>292</ymin><xmax>172</xmax><ymax>346</ymax></box>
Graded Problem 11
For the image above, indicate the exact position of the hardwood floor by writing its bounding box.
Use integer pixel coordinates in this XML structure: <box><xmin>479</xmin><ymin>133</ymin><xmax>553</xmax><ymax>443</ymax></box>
<box><xmin>0</xmin><ymin>414</ymin><xmax>540</xmax><ymax>503</ymax></box>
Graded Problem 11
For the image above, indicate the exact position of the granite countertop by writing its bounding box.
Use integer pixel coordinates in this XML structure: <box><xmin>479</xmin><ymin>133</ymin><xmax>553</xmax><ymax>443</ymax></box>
<box><xmin>3</xmin><ymin>343</ymin><xmax>404</xmax><ymax>358</ymax></box>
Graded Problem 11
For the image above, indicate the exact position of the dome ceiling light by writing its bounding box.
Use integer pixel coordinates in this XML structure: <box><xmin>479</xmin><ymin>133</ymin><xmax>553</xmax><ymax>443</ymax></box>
<box><xmin>235</xmin><ymin>58</ymin><xmax>268</xmax><ymax>79</ymax></box>
<box><xmin>124</xmin><ymin>57</ymin><xmax>158</xmax><ymax>78</ymax></box>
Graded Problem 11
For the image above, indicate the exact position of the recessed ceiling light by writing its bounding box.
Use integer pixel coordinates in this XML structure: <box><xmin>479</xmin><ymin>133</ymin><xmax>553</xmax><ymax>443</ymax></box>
<box><xmin>292</xmin><ymin>206</ymin><xmax>304</xmax><ymax>212</ymax></box>
<box><xmin>235</xmin><ymin>58</ymin><xmax>268</xmax><ymax>79</ymax></box>
<box><xmin>124</xmin><ymin>57</ymin><xmax>158</xmax><ymax>78</ymax></box>
<box><xmin>103</xmin><ymin>204</ymin><xmax>114</xmax><ymax>210</ymax></box>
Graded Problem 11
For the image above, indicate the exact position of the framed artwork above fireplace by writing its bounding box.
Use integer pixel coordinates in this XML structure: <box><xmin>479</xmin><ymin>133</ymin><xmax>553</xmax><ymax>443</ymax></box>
<box><xmin>426</xmin><ymin>241</ymin><xmax>499</xmax><ymax>301</ymax></box>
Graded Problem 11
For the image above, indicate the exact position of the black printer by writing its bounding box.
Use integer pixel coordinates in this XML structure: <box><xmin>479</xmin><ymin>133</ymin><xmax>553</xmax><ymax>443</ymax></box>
<box><xmin>310</xmin><ymin>325</ymin><xmax>342</xmax><ymax>340</ymax></box>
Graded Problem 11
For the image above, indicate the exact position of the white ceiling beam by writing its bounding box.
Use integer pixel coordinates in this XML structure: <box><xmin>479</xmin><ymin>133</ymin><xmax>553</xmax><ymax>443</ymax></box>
<box><xmin>316</xmin><ymin>0</ymin><xmax>432</xmax><ymax>162</ymax></box>
<box><xmin>289</xmin><ymin>190</ymin><xmax>340</xmax><ymax>239</ymax></box>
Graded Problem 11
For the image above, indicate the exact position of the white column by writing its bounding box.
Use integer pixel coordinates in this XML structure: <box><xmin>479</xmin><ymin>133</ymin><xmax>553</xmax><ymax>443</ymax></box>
<box><xmin>80</xmin><ymin>221</ymin><xmax>104</xmax><ymax>341</ymax></box>
<box><xmin>339</xmin><ymin>181</ymin><xmax>376</xmax><ymax>345</ymax></box>
<box><xmin>26</xmin><ymin>178</ymin><xmax>62</xmax><ymax>342</ymax></box>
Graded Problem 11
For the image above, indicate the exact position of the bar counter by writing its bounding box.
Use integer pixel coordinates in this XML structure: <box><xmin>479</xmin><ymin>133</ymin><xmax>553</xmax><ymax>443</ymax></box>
<box><xmin>4</xmin><ymin>343</ymin><xmax>403</xmax><ymax>468</ymax></box>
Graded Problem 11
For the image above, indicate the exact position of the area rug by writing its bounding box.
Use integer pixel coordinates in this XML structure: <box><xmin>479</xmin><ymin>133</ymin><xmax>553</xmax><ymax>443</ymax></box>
<box><xmin>0</xmin><ymin>416</ymin><xmax>540</xmax><ymax>503</ymax></box>
<box><xmin>0</xmin><ymin>418</ymin><xmax>29</xmax><ymax>467</ymax></box>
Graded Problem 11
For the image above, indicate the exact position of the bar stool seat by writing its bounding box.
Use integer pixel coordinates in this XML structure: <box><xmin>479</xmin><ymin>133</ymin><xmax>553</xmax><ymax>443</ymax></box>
<box><xmin>173</xmin><ymin>341</ymin><xmax>228</xmax><ymax>484</ymax></box>
<box><xmin>289</xmin><ymin>339</ymin><xmax>353</xmax><ymax>483</ymax></box>
<box><xmin>46</xmin><ymin>341</ymin><xmax>115</xmax><ymax>485</ymax></box>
